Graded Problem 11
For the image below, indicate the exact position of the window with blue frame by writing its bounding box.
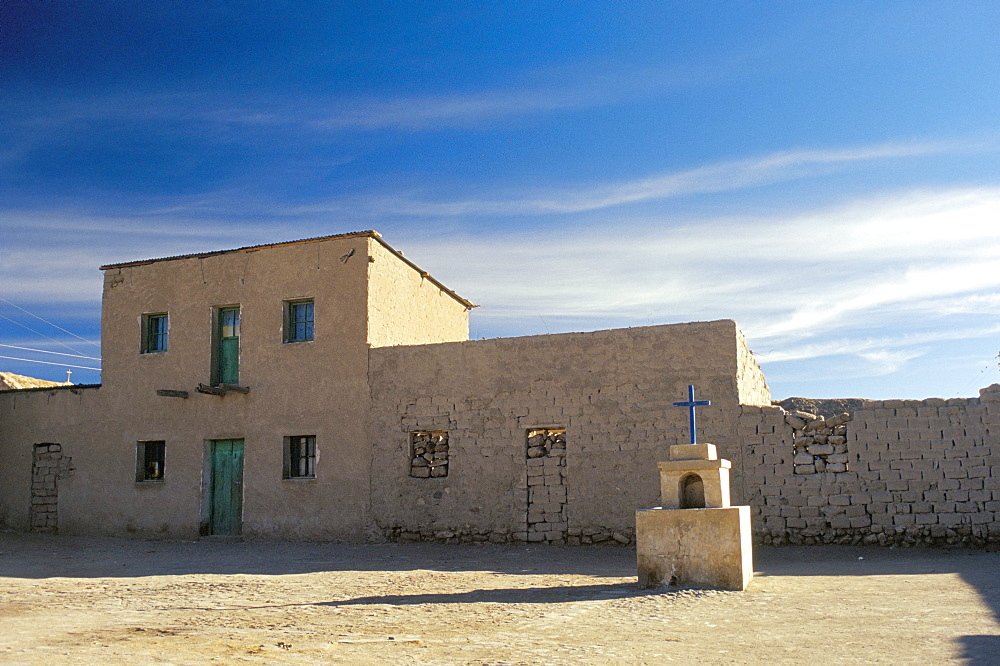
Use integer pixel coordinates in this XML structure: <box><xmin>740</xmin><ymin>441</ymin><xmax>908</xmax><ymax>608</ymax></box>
<box><xmin>285</xmin><ymin>300</ymin><xmax>314</xmax><ymax>343</ymax></box>
<box><xmin>143</xmin><ymin>313</ymin><xmax>168</xmax><ymax>353</ymax></box>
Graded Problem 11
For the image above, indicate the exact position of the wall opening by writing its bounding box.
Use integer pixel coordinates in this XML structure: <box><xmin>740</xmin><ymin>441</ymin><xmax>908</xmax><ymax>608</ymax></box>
<box><xmin>409</xmin><ymin>431</ymin><xmax>449</xmax><ymax>478</ymax></box>
<box><xmin>525</xmin><ymin>427</ymin><xmax>567</xmax><ymax>543</ymax></box>
<box><xmin>31</xmin><ymin>442</ymin><xmax>70</xmax><ymax>533</ymax></box>
<box><xmin>680</xmin><ymin>473</ymin><xmax>705</xmax><ymax>509</ymax></box>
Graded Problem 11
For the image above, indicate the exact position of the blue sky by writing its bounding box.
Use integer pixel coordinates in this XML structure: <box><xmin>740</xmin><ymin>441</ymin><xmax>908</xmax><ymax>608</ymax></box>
<box><xmin>3</xmin><ymin>1</ymin><xmax>1000</xmax><ymax>399</ymax></box>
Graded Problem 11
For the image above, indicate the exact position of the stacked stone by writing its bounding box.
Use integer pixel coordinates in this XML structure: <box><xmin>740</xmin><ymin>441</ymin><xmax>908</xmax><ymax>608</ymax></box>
<box><xmin>30</xmin><ymin>443</ymin><xmax>66</xmax><ymax>533</ymax></box>
<box><xmin>526</xmin><ymin>429</ymin><xmax>568</xmax><ymax>542</ymax></box>
<box><xmin>567</xmin><ymin>527</ymin><xmax>632</xmax><ymax>545</ymax></box>
<box><xmin>389</xmin><ymin>526</ymin><xmax>512</xmax><ymax>544</ymax></box>
<box><xmin>409</xmin><ymin>431</ymin><xmax>449</xmax><ymax>478</ymax></box>
<box><xmin>384</xmin><ymin>525</ymin><xmax>634</xmax><ymax>545</ymax></box>
<box><xmin>789</xmin><ymin>411</ymin><xmax>851</xmax><ymax>474</ymax></box>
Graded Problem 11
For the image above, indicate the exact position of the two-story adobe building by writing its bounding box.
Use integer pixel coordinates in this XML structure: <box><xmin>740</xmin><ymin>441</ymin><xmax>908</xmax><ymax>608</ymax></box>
<box><xmin>0</xmin><ymin>230</ymin><xmax>772</xmax><ymax>543</ymax></box>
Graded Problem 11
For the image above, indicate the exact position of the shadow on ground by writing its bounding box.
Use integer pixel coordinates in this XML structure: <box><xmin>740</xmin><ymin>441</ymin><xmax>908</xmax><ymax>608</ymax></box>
<box><xmin>168</xmin><ymin>581</ymin><xmax>661</xmax><ymax>613</ymax></box>
<box><xmin>5</xmin><ymin>532</ymin><xmax>1000</xmax><ymax>661</ymax></box>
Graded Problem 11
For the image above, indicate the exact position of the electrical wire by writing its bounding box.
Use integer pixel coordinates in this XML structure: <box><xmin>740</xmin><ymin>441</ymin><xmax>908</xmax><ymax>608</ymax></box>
<box><xmin>0</xmin><ymin>298</ymin><xmax>100</xmax><ymax>348</ymax></box>
<box><xmin>0</xmin><ymin>313</ymin><xmax>93</xmax><ymax>358</ymax></box>
<box><xmin>0</xmin><ymin>343</ymin><xmax>101</xmax><ymax>361</ymax></box>
<box><xmin>0</xmin><ymin>355</ymin><xmax>100</xmax><ymax>371</ymax></box>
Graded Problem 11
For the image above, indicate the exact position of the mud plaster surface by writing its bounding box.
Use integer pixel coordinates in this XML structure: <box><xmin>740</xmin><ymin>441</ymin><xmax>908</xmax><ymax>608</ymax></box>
<box><xmin>2</xmin><ymin>533</ymin><xmax>999</xmax><ymax>664</ymax></box>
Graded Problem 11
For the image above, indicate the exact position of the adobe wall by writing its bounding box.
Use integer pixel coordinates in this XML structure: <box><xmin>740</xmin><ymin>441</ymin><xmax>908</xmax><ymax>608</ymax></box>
<box><xmin>740</xmin><ymin>384</ymin><xmax>1000</xmax><ymax>547</ymax></box>
<box><xmin>0</xmin><ymin>386</ymin><xmax>104</xmax><ymax>532</ymax></box>
<box><xmin>368</xmin><ymin>319</ymin><xmax>770</xmax><ymax>545</ymax></box>
<box><xmin>365</xmin><ymin>238</ymin><xmax>470</xmax><ymax>347</ymax></box>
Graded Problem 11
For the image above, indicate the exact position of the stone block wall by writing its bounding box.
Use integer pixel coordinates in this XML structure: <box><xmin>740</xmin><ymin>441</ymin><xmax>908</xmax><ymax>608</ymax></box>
<box><xmin>30</xmin><ymin>443</ymin><xmax>73</xmax><ymax>533</ymax></box>
<box><xmin>740</xmin><ymin>384</ymin><xmax>1000</xmax><ymax>547</ymax></box>
<box><xmin>526</xmin><ymin>428</ymin><xmax>568</xmax><ymax>543</ymax></box>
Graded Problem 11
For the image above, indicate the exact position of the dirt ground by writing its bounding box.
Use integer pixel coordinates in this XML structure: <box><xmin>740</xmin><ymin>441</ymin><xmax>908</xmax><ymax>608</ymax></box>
<box><xmin>2</xmin><ymin>532</ymin><xmax>1000</xmax><ymax>665</ymax></box>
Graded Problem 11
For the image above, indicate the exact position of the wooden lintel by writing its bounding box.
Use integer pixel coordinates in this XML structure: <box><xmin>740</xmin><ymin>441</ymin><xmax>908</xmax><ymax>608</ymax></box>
<box><xmin>156</xmin><ymin>389</ymin><xmax>189</xmax><ymax>399</ymax></box>
<box><xmin>196</xmin><ymin>383</ymin><xmax>250</xmax><ymax>396</ymax></box>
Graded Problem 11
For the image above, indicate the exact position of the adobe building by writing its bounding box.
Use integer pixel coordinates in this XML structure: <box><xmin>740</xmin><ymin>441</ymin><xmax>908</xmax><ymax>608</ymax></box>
<box><xmin>3</xmin><ymin>230</ymin><xmax>1000</xmax><ymax>549</ymax></box>
<box><xmin>0</xmin><ymin>231</ymin><xmax>773</xmax><ymax>542</ymax></box>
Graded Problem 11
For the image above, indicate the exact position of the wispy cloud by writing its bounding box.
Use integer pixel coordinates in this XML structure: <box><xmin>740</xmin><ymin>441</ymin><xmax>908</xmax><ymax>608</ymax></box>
<box><xmin>395</xmin><ymin>186</ymin><xmax>1000</xmax><ymax>383</ymax></box>
<box><xmin>311</xmin><ymin>88</ymin><xmax>594</xmax><ymax>131</ymax></box>
<box><xmin>757</xmin><ymin>325</ymin><xmax>1000</xmax><ymax>364</ymax></box>
<box><xmin>309</xmin><ymin>64</ymin><xmax>698</xmax><ymax>131</ymax></box>
<box><xmin>7</xmin><ymin>63</ymin><xmax>693</xmax><ymax>139</ymax></box>
<box><xmin>292</xmin><ymin>140</ymin><xmax>966</xmax><ymax>218</ymax></box>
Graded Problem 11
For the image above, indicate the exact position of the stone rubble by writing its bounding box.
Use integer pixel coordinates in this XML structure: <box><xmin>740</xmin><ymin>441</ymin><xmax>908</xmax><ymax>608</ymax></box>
<box><xmin>790</xmin><ymin>410</ymin><xmax>851</xmax><ymax>475</ymax></box>
<box><xmin>30</xmin><ymin>443</ymin><xmax>73</xmax><ymax>533</ymax></box>
<box><xmin>526</xmin><ymin>429</ymin><xmax>568</xmax><ymax>543</ymax></box>
<box><xmin>409</xmin><ymin>431</ymin><xmax>449</xmax><ymax>478</ymax></box>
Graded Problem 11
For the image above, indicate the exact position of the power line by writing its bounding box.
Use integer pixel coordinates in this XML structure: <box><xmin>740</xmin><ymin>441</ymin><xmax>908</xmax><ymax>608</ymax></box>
<box><xmin>0</xmin><ymin>313</ymin><xmax>92</xmax><ymax>358</ymax></box>
<box><xmin>0</xmin><ymin>297</ymin><xmax>100</xmax><ymax>349</ymax></box>
<box><xmin>0</xmin><ymin>343</ymin><xmax>101</xmax><ymax>361</ymax></box>
<box><xmin>0</xmin><ymin>355</ymin><xmax>101</xmax><ymax>371</ymax></box>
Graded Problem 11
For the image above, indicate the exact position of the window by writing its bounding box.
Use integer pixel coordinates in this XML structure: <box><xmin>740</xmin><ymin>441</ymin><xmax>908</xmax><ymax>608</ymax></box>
<box><xmin>283</xmin><ymin>435</ymin><xmax>316</xmax><ymax>479</ymax></box>
<box><xmin>136</xmin><ymin>441</ymin><xmax>165</xmax><ymax>481</ymax></box>
<box><xmin>142</xmin><ymin>313</ymin><xmax>168</xmax><ymax>353</ymax></box>
<box><xmin>213</xmin><ymin>306</ymin><xmax>240</xmax><ymax>385</ymax></box>
<box><xmin>410</xmin><ymin>431</ymin><xmax>448</xmax><ymax>478</ymax></box>
<box><xmin>285</xmin><ymin>299</ymin><xmax>314</xmax><ymax>343</ymax></box>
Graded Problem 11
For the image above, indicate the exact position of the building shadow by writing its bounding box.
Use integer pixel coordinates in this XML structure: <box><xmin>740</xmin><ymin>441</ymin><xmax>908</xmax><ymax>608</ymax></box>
<box><xmin>321</xmin><ymin>581</ymin><xmax>653</xmax><ymax>607</ymax></box>
<box><xmin>755</xmin><ymin>544</ymin><xmax>1000</xmax><ymax>664</ymax></box>
<box><xmin>168</xmin><ymin>581</ymin><xmax>661</xmax><ymax>612</ymax></box>
<box><xmin>0</xmin><ymin>532</ymin><xmax>637</xmax><ymax>579</ymax></box>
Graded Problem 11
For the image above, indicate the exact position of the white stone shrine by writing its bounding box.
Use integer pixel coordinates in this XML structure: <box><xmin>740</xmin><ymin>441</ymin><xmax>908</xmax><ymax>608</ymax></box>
<box><xmin>636</xmin><ymin>442</ymin><xmax>753</xmax><ymax>590</ymax></box>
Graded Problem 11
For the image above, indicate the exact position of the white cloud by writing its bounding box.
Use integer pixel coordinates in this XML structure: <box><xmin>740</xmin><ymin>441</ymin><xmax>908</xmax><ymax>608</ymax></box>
<box><xmin>397</xmin><ymin>187</ymin><xmax>1000</xmax><ymax>371</ymax></box>
<box><xmin>294</xmin><ymin>140</ymin><xmax>963</xmax><ymax>218</ymax></box>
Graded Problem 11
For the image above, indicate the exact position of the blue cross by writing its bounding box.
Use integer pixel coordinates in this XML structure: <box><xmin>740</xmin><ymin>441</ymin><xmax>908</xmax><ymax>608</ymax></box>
<box><xmin>673</xmin><ymin>384</ymin><xmax>711</xmax><ymax>445</ymax></box>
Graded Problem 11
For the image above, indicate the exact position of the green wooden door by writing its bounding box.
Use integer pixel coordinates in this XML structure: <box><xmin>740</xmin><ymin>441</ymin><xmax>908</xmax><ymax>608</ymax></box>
<box><xmin>217</xmin><ymin>307</ymin><xmax>240</xmax><ymax>385</ymax></box>
<box><xmin>209</xmin><ymin>439</ymin><xmax>244</xmax><ymax>535</ymax></box>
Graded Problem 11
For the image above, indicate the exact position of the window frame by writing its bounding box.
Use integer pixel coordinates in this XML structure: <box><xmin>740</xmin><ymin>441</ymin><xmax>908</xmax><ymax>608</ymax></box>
<box><xmin>284</xmin><ymin>299</ymin><xmax>314</xmax><ymax>343</ymax></box>
<box><xmin>136</xmin><ymin>440</ymin><xmax>166</xmax><ymax>482</ymax></box>
<box><xmin>141</xmin><ymin>313</ymin><xmax>169</xmax><ymax>354</ymax></box>
<box><xmin>283</xmin><ymin>435</ymin><xmax>316</xmax><ymax>479</ymax></box>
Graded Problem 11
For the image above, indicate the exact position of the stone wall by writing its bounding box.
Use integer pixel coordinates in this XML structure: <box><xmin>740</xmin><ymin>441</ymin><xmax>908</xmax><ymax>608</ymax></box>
<box><xmin>30</xmin><ymin>443</ymin><xmax>73</xmax><ymax>533</ymax></box>
<box><xmin>740</xmin><ymin>384</ymin><xmax>1000</xmax><ymax>547</ymax></box>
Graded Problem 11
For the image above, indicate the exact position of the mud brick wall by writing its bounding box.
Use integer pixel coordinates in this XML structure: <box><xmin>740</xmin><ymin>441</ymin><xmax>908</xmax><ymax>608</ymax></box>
<box><xmin>741</xmin><ymin>384</ymin><xmax>1000</xmax><ymax>547</ymax></box>
<box><xmin>369</xmin><ymin>320</ymin><xmax>770</xmax><ymax>545</ymax></box>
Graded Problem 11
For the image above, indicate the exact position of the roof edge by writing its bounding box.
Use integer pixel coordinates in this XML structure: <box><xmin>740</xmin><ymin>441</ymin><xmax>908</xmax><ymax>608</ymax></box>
<box><xmin>0</xmin><ymin>383</ymin><xmax>102</xmax><ymax>394</ymax></box>
<box><xmin>98</xmin><ymin>230</ymin><xmax>478</xmax><ymax>310</ymax></box>
<box><xmin>99</xmin><ymin>230</ymin><xmax>382</xmax><ymax>270</ymax></box>
<box><xmin>370</xmin><ymin>236</ymin><xmax>478</xmax><ymax>310</ymax></box>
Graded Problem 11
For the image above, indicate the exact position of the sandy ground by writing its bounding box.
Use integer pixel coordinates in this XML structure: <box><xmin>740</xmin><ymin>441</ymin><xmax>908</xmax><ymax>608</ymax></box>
<box><xmin>2</xmin><ymin>532</ymin><xmax>1000</xmax><ymax>665</ymax></box>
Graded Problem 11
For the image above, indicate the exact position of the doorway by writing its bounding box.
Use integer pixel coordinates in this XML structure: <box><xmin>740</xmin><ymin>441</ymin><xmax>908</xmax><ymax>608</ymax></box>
<box><xmin>206</xmin><ymin>439</ymin><xmax>244</xmax><ymax>535</ymax></box>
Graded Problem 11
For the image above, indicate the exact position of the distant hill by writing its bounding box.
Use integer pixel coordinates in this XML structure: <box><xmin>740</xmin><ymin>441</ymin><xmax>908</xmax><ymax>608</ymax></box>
<box><xmin>0</xmin><ymin>372</ymin><xmax>71</xmax><ymax>390</ymax></box>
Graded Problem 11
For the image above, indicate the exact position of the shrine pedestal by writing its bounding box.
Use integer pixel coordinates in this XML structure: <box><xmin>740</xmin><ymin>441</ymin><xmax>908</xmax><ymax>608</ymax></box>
<box><xmin>636</xmin><ymin>505</ymin><xmax>752</xmax><ymax>590</ymax></box>
<box><xmin>636</xmin><ymin>443</ymin><xmax>753</xmax><ymax>591</ymax></box>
